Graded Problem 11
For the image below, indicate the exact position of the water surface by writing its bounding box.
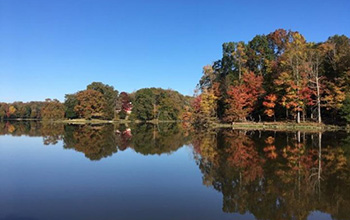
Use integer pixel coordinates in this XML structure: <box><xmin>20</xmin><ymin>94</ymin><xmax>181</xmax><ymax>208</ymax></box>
<box><xmin>0</xmin><ymin>122</ymin><xmax>349</xmax><ymax>220</ymax></box>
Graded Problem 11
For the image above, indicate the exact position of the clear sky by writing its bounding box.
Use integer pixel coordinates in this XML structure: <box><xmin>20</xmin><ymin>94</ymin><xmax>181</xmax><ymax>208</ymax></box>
<box><xmin>1</xmin><ymin>0</ymin><xmax>349</xmax><ymax>102</ymax></box>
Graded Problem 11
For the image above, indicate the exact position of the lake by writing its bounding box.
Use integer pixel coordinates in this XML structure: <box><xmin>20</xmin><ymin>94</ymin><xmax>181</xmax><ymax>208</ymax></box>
<box><xmin>0</xmin><ymin>122</ymin><xmax>349</xmax><ymax>220</ymax></box>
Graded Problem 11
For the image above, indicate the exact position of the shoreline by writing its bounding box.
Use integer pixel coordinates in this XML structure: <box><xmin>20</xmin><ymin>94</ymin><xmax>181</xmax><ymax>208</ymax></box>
<box><xmin>3</xmin><ymin>119</ymin><xmax>349</xmax><ymax>131</ymax></box>
<box><xmin>212</xmin><ymin>122</ymin><xmax>344</xmax><ymax>132</ymax></box>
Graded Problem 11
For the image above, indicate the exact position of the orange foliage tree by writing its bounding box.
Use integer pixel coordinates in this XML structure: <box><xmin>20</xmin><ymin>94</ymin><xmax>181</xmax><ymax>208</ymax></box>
<box><xmin>263</xmin><ymin>94</ymin><xmax>277</xmax><ymax>120</ymax></box>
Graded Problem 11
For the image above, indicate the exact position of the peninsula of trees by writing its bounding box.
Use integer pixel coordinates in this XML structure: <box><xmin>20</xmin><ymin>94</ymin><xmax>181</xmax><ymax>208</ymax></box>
<box><xmin>1</xmin><ymin>29</ymin><xmax>350</xmax><ymax>127</ymax></box>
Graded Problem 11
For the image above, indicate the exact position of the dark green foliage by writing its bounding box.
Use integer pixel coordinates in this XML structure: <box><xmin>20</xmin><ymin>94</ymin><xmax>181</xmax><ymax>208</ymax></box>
<box><xmin>131</xmin><ymin>88</ymin><xmax>190</xmax><ymax>121</ymax></box>
<box><xmin>64</xmin><ymin>94</ymin><xmax>78</xmax><ymax>119</ymax></box>
<box><xmin>323</xmin><ymin>35</ymin><xmax>350</xmax><ymax>81</ymax></box>
<box><xmin>119</xmin><ymin>109</ymin><xmax>127</xmax><ymax>119</ymax></box>
<box><xmin>246</xmin><ymin>34</ymin><xmax>274</xmax><ymax>77</ymax></box>
<box><xmin>132</xmin><ymin>88</ymin><xmax>155</xmax><ymax>120</ymax></box>
<box><xmin>87</xmin><ymin>82</ymin><xmax>118</xmax><ymax>120</ymax></box>
<box><xmin>341</xmin><ymin>94</ymin><xmax>350</xmax><ymax>124</ymax></box>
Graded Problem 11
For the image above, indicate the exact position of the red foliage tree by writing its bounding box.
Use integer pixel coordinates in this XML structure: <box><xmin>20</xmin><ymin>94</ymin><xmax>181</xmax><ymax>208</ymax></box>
<box><xmin>225</xmin><ymin>72</ymin><xmax>264</xmax><ymax>122</ymax></box>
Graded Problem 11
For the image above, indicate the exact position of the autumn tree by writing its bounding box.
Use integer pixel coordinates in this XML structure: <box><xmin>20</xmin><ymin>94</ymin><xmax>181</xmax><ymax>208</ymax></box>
<box><xmin>7</xmin><ymin>105</ymin><xmax>16</xmax><ymax>118</ymax></box>
<box><xmin>115</xmin><ymin>92</ymin><xmax>133</xmax><ymax>119</ymax></box>
<box><xmin>41</xmin><ymin>99</ymin><xmax>65</xmax><ymax>120</ymax></box>
<box><xmin>306</xmin><ymin>44</ymin><xmax>324</xmax><ymax>123</ymax></box>
<box><xmin>224</xmin><ymin>72</ymin><xmax>264</xmax><ymax>122</ymax></box>
<box><xmin>199</xmin><ymin>65</ymin><xmax>217</xmax><ymax>90</ymax></box>
<box><xmin>263</xmin><ymin>94</ymin><xmax>277</xmax><ymax>120</ymax></box>
<box><xmin>280</xmin><ymin>31</ymin><xmax>309</xmax><ymax>123</ymax></box>
<box><xmin>191</xmin><ymin>87</ymin><xmax>218</xmax><ymax>127</ymax></box>
<box><xmin>74</xmin><ymin>89</ymin><xmax>107</xmax><ymax>119</ymax></box>
<box><xmin>322</xmin><ymin>80</ymin><xmax>345</xmax><ymax>119</ymax></box>
<box><xmin>120</xmin><ymin>92</ymin><xmax>132</xmax><ymax>111</ymax></box>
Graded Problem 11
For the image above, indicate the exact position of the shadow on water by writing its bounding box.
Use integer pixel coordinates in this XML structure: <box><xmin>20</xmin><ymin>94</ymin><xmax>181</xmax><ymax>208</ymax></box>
<box><xmin>1</xmin><ymin>121</ymin><xmax>350</xmax><ymax>219</ymax></box>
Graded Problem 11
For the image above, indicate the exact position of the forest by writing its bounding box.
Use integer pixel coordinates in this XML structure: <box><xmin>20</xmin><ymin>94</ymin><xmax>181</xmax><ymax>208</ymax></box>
<box><xmin>1</xmin><ymin>29</ymin><xmax>350</xmax><ymax>127</ymax></box>
<box><xmin>192</xmin><ymin>29</ymin><xmax>350</xmax><ymax>127</ymax></box>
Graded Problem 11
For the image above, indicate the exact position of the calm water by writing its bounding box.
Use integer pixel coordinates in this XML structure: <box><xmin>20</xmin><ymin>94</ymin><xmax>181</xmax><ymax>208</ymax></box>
<box><xmin>0</xmin><ymin>122</ymin><xmax>349</xmax><ymax>220</ymax></box>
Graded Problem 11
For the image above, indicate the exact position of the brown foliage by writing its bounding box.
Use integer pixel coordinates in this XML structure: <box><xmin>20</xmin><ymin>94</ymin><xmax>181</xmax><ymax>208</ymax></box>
<box><xmin>74</xmin><ymin>90</ymin><xmax>107</xmax><ymax>119</ymax></box>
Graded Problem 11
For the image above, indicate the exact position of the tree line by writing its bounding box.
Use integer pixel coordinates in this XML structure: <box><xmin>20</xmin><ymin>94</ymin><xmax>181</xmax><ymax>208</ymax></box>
<box><xmin>2</xmin><ymin>29</ymin><xmax>349</xmax><ymax>126</ymax></box>
<box><xmin>191</xmin><ymin>29</ymin><xmax>350</xmax><ymax>126</ymax></box>
<box><xmin>0</xmin><ymin>82</ymin><xmax>192</xmax><ymax>121</ymax></box>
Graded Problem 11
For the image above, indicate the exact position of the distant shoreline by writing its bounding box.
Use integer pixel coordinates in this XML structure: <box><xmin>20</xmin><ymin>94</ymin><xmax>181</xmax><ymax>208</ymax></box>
<box><xmin>2</xmin><ymin>118</ymin><xmax>179</xmax><ymax>125</ymax></box>
<box><xmin>3</xmin><ymin>118</ymin><xmax>349</xmax><ymax>131</ymax></box>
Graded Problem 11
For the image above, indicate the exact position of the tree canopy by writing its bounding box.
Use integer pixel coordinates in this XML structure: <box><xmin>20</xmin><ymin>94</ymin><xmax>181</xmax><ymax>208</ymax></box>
<box><xmin>192</xmin><ymin>29</ymin><xmax>350</xmax><ymax>126</ymax></box>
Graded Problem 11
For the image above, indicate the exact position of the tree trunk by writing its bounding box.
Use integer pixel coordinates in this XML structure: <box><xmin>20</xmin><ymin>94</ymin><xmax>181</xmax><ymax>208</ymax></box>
<box><xmin>316</xmin><ymin>76</ymin><xmax>322</xmax><ymax>123</ymax></box>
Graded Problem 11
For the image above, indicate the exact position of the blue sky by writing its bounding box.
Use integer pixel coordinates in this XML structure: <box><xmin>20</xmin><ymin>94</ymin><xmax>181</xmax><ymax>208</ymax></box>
<box><xmin>1</xmin><ymin>0</ymin><xmax>349</xmax><ymax>102</ymax></box>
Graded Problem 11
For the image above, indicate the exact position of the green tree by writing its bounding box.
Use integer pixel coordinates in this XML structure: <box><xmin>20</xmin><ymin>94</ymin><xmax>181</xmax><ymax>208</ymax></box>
<box><xmin>340</xmin><ymin>94</ymin><xmax>350</xmax><ymax>124</ymax></box>
<box><xmin>246</xmin><ymin>34</ymin><xmax>274</xmax><ymax>76</ymax></box>
<box><xmin>132</xmin><ymin>88</ymin><xmax>155</xmax><ymax>120</ymax></box>
<box><xmin>64</xmin><ymin>94</ymin><xmax>78</xmax><ymax>119</ymax></box>
<box><xmin>132</xmin><ymin>88</ymin><xmax>190</xmax><ymax>121</ymax></box>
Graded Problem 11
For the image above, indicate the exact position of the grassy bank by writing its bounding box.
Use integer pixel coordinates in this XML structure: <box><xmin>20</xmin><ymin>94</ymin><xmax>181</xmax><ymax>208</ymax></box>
<box><xmin>212</xmin><ymin>122</ymin><xmax>342</xmax><ymax>132</ymax></box>
<box><xmin>54</xmin><ymin>119</ymin><xmax>114</xmax><ymax>124</ymax></box>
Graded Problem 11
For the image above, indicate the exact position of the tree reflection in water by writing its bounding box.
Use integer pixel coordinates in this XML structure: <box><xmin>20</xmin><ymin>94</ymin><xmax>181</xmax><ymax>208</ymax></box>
<box><xmin>1</xmin><ymin>121</ymin><xmax>350</xmax><ymax>219</ymax></box>
<box><xmin>192</xmin><ymin>129</ymin><xmax>350</xmax><ymax>220</ymax></box>
<box><xmin>0</xmin><ymin>121</ymin><xmax>191</xmax><ymax>160</ymax></box>
<box><xmin>63</xmin><ymin>124</ymin><xmax>118</xmax><ymax>160</ymax></box>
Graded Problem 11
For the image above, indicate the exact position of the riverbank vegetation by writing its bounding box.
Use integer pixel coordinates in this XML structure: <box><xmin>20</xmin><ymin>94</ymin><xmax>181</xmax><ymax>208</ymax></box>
<box><xmin>1</xmin><ymin>29</ymin><xmax>349</xmax><ymax>128</ymax></box>
<box><xmin>191</xmin><ymin>29</ymin><xmax>350</xmax><ymax>128</ymax></box>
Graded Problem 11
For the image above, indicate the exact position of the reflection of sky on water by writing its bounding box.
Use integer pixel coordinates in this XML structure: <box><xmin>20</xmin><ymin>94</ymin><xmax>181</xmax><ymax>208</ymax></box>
<box><xmin>0</xmin><ymin>136</ymin><xmax>252</xmax><ymax>220</ymax></box>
